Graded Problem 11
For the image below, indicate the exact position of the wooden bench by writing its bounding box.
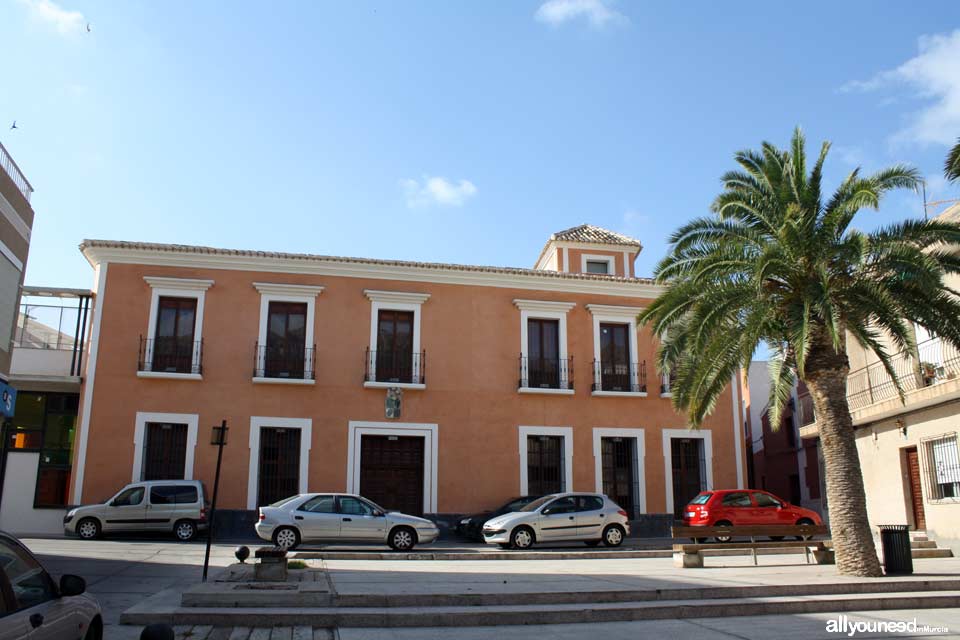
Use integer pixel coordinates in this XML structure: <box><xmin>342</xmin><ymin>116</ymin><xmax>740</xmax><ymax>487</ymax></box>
<box><xmin>671</xmin><ymin>524</ymin><xmax>832</xmax><ymax>568</ymax></box>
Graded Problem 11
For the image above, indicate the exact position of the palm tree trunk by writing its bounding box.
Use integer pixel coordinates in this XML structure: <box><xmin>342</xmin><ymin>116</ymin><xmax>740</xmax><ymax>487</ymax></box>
<box><xmin>805</xmin><ymin>335</ymin><xmax>883</xmax><ymax>577</ymax></box>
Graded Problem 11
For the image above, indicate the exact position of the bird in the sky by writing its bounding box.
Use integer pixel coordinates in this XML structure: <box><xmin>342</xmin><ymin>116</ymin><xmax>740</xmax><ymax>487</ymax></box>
<box><xmin>9</xmin><ymin>121</ymin><xmax>16</xmax><ymax>130</ymax></box>
<box><xmin>86</xmin><ymin>23</ymin><xmax>91</xmax><ymax>33</ymax></box>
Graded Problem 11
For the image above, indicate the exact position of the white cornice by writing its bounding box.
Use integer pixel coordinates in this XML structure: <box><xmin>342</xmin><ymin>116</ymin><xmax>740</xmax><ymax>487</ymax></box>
<box><xmin>253</xmin><ymin>282</ymin><xmax>325</xmax><ymax>297</ymax></box>
<box><xmin>585</xmin><ymin>304</ymin><xmax>645</xmax><ymax>318</ymax></box>
<box><xmin>143</xmin><ymin>276</ymin><xmax>214</xmax><ymax>291</ymax></box>
<box><xmin>513</xmin><ymin>299</ymin><xmax>576</xmax><ymax>313</ymax></box>
<box><xmin>85</xmin><ymin>245</ymin><xmax>663</xmax><ymax>299</ymax></box>
<box><xmin>364</xmin><ymin>290</ymin><xmax>431</xmax><ymax>305</ymax></box>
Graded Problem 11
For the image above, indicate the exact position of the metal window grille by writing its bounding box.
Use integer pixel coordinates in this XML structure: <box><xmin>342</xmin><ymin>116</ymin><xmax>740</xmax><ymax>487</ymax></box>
<box><xmin>921</xmin><ymin>432</ymin><xmax>960</xmax><ymax>501</ymax></box>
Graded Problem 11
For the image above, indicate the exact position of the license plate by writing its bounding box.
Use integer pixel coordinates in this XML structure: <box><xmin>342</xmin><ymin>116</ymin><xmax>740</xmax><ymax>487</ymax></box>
<box><xmin>685</xmin><ymin>511</ymin><xmax>695</xmax><ymax>518</ymax></box>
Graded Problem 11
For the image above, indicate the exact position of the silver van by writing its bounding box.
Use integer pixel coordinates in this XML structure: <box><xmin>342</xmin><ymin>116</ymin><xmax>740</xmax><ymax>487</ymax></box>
<box><xmin>63</xmin><ymin>480</ymin><xmax>208</xmax><ymax>542</ymax></box>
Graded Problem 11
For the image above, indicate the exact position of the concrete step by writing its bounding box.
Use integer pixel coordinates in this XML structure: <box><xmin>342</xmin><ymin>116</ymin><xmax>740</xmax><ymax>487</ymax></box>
<box><xmin>911</xmin><ymin>532</ymin><xmax>929</xmax><ymax>541</ymax></box>
<box><xmin>912</xmin><ymin>548</ymin><xmax>954</xmax><ymax>559</ymax></box>
<box><xmin>911</xmin><ymin>540</ymin><xmax>938</xmax><ymax>549</ymax></box>
<box><xmin>182</xmin><ymin>578</ymin><xmax>960</xmax><ymax>609</ymax></box>
<box><xmin>121</xmin><ymin>590</ymin><xmax>960</xmax><ymax>627</ymax></box>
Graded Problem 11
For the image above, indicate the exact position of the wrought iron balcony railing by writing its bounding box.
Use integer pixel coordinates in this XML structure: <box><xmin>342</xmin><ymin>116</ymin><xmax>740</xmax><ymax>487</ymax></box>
<box><xmin>847</xmin><ymin>337</ymin><xmax>960</xmax><ymax>411</ymax></box>
<box><xmin>254</xmin><ymin>342</ymin><xmax>315</xmax><ymax>380</ymax></box>
<box><xmin>364</xmin><ymin>348</ymin><xmax>425</xmax><ymax>385</ymax></box>
<box><xmin>519</xmin><ymin>356</ymin><xmax>573</xmax><ymax>391</ymax></box>
<box><xmin>592</xmin><ymin>359</ymin><xmax>646</xmax><ymax>393</ymax></box>
<box><xmin>139</xmin><ymin>336</ymin><xmax>203</xmax><ymax>375</ymax></box>
<box><xmin>661</xmin><ymin>370</ymin><xmax>677</xmax><ymax>395</ymax></box>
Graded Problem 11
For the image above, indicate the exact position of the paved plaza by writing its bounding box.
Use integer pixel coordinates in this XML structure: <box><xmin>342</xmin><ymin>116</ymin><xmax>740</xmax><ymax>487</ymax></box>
<box><xmin>18</xmin><ymin>537</ymin><xmax>960</xmax><ymax>639</ymax></box>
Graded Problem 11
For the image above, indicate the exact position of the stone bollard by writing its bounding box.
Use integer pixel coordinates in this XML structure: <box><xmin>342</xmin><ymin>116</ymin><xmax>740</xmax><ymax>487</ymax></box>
<box><xmin>254</xmin><ymin>546</ymin><xmax>288</xmax><ymax>581</ymax></box>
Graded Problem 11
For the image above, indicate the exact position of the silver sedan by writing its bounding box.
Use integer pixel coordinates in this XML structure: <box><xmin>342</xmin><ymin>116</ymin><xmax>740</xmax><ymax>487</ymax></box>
<box><xmin>482</xmin><ymin>492</ymin><xmax>630</xmax><ymax>549</ymax></box>
<box><xmin>255</xmin><ymin>493</ymin><xmax>439</xmax><ymax>551</ymax></box>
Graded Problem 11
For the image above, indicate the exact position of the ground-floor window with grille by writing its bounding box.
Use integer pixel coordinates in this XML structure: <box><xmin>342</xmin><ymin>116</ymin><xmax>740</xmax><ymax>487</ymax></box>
<box><xmin>142</xmin><ymin>422</ymin><xmax>188</xmax><ymax>480</ymax></box>
<box><xmin>923</xmin><ymin>433</ymin><xmax>960</xmax><ymax>500</ymax></box>
<box><xmin>527</xmin><ymin>435</ymin><xmax>564</xmax><ymax>495</ymax></box>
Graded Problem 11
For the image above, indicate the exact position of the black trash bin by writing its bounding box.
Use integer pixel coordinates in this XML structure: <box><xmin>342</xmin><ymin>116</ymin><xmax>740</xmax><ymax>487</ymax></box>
<box><xmin>878</xmin><ymin>524</ymin><xmax>913</xmax><ymax>575</ymax></box>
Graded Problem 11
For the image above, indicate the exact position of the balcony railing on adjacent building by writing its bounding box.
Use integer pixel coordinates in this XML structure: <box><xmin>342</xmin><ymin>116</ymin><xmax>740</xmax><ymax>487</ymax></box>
<box><xmin>254</xmin><ymin>342</ymin><xmax>315</xmax><ymax>380</ymax></box>
<box><xmin>0</xmin><ymin>141</ymin><xmax>33</xmax><ymax>202</ymax></box>
<box><xmin>139</xmin><ymin>336</ymin><xmax>203</xmax><ymax>375</ymax></box>
<box><xmin>364</xmin><ymin>348</ymin><xmax>425</xmax><ymax>385</ymax></box>
<box><xmin>518</xmin><ymin>356</ymin><xmax>573</xmax><ymax>391</ymax></box>
<box><xmin>847</xmin><ymin>337</ymin><xmax>960</xmax><ymax>411</ymax></box>
<box><xmin>592</xmin><ymin>360</ymin><xmax>646</xmax><ymax>393</ymax></box>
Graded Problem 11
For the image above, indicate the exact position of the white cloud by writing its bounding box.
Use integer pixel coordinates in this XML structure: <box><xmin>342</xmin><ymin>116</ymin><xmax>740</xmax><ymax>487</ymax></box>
<box><xmin>534</xmin><ymin>0</ymin><xmax>626</xmax><ymax>28</ymax></box>
<box><xmin>400</xmin><ymin>176</ymin><xmax>478</xmax><ymax>208</ymax></box>
<box><xmin>17</xmin><ymin>0</ymin><xmax>85</xmax><ymax>35</ymax></box>
<box><xmin>842</xmin><ymin>30</ymin><xmax>960</xmax><ymax>147</ymax></box>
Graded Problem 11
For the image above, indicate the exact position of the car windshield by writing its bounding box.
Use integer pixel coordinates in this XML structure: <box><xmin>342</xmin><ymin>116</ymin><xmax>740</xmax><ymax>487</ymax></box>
<box><xmin>502</xmin><ymin>497</ymin><xmax>535</xmax><ymax>512</ymax></box>
<box><xmin>520</xmin><ymin>495</ymin><xmax>557</xmax><ymax>512</ymax></box>
<box><xmin>688</xmin><ymin>493</ymin><xmax>712</xmax><ymax>505</ymax></box>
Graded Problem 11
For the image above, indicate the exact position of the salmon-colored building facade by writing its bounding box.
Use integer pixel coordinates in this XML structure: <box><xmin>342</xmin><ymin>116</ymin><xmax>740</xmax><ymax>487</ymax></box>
<box><xmin>68</xmin><ymin>225</ymin><xmax>747</xmax><ymax>529</ymax></box>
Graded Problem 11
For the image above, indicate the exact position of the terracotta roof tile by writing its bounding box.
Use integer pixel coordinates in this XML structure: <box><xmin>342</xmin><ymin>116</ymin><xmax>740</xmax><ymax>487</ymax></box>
<box><xmin>551</xmin><ymin>224</ymin><xmax>641</xmax><ymax>247</ymax></box>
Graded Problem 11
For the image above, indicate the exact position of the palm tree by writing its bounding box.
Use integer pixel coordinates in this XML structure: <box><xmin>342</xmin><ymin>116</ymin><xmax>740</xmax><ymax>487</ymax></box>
<box><xmin>640</xmin><ymin>127</ymin><xmax>960</xmax><ymax>577</ymax></box>
<box><xmin>947</xmin><ymin>137</ymin><xmax>960</xmax><ymax>183</ymax></box>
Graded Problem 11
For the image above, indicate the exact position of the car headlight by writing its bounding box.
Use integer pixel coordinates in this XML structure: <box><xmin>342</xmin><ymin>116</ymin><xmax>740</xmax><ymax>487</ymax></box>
<box><xmin>460</xmin><ymin>518</ymin><xmax>470</xmax><ymax>525</ymax></box>
<box><xmin>67</xmin><ymin>508</ymin><xmax>78</xmax><ymax>518</ymax></box>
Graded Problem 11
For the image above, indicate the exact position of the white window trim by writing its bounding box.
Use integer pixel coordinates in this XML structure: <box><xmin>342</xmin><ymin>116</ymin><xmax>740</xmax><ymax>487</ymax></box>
<box><xmin>592</xmin><ymin>427</ymin><xmax>646</xmax><ymax>514</ymax></box>
<box><xmin>662</xmin><ymin>428</ymin><xmax>713</xmax><ymax>516</ymax></box>
<box><xmin>518</xmin><ymin>426</ymin><xmax>574</xmax><ymax>494</ymax></box>
<box><xmin>247</xmin><ymin>416</ymin><xmax>312</xmax><ymax>510</ymax></box>
<box><xmin>514</xmin><ymin>300</ymin><xmax>576</xmax><ymax>392</ymax></box>
<box><xmin>581</xmin><ymin>254</ymin><xmax>616</xmax><ymax>276</ymax></box>
<box><xmin>131</xmin><ymin>412</ymin><xmax>199</xmax><ymax>482</ymax></box>
<box><xmin>346</xmin><ymin>421</ymin><xmax>438</xmax><ymax>513</ymax></box>
<box><xmin>364</xmin><ymin>290</ymin><xmax>430</xmax><ymax>387</ymax></box>
<box><xmin>253</xmin><ymin>282</ymin><xmax>324</xmax><ymax>382</ymax></box>
<box><xmin>143</xmin><ymin>277</ymin><xmax>214</xmax><ymax>376</ymax></box>
<box><xmin>585</xmin><ymin>304</ymin><xmax>644</xmax><ymax>395</ymax></box>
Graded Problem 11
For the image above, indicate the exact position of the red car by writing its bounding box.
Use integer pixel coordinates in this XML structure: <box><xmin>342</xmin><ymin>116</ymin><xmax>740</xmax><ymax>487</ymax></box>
<box><xmin>682</xmin><ymin>489</ymin><xmax>823</xmax><ymax>541</ymax></box>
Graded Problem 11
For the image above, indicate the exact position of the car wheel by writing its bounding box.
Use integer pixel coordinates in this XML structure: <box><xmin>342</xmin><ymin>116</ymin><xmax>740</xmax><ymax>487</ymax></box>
<box><xmin>796</xmin><ymin>518</ymin><xmax>815</xmax><ymax>540</ymax></box>
<box><xmin>510</xmin><ymin>526</ymin><xmax>535</xmax><ymax>550</ymax></box>
<box><xmin>77</xmin><ymin>518</ymin><xmax>101</xmax><ymax>540</ymax></box>
<box><xmin>714</xmin><ymin>520</ymin><xmax>733</xmax><ymax>543</ymax></box>
<box><xmin>603</xmin><ymin>524</ymin><xmax>625</xmax><ymax>547</ymax></box>
<box><xmin>84</xmin><ymin>616</ymin><xmax>103</xmax><ymax>640</ymax></box>
<box><xmin>584</xmin><ymin>540</ymin><xmax>601</xmax><ymax>547</ymax></box>
<box><xmin>389</xmin><ymin>526</ymin><xmax>417</xmax><ymax>551</ymax></box>
<box><xmin>174</xmin><ymin>519</ymin><xmax>197</xmax><ymax>542</ymax></box>
<box><xmin>273</xmin><ymin>526</ymin><xmax>300</xmax><ymax>550</ymax></box>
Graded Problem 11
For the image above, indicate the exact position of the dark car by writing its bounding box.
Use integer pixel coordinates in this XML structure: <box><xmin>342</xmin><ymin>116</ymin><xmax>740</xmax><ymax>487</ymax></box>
<box><xmin>456</xmin><ymin>496</ymin><xmax>540</xmax><ymax>541</ymax></box>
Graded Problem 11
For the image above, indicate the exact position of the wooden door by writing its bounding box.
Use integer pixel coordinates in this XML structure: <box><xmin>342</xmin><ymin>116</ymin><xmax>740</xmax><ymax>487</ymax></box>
<box><xmin>671</xmin><ymin>438</ymin><xmax>704</xmax><ymax>518</ymax></box>
<box><xmin>905</xmin><ymin>447</ymin><xmax>926</xmax><ymax>530</ymax></box>
<box><xmin>258</xmin><ymin>427</ymin><xmax>301</xmax><ymax>507</ymax></box>
<box><xmin>360</xmin><ymin>435</ymin><xmax>424</xmax><ymax>515</ymax></box>
<box><xmin>601</xmin><ymin>437</ymin><xmax>635</xmax><ymax>517</ymax></box>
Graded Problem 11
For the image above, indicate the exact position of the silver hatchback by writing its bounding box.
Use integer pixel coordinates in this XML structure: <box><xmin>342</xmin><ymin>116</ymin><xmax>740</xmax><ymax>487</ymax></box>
<box><xmin>482</xmin><ymin>492</ymin><xmax>630</xmax><ymax>549</ymax></box>
<box><xmin>64</xmin><ymin>480</ymin><xmax>208</xmax><ymax>542</ymax></box>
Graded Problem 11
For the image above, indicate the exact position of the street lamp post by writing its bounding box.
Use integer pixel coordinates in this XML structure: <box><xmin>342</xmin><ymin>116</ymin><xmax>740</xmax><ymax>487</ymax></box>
<box><xmin>202</xmin><ymin>420</ymin><xmax>228</xmax><ymax>582</ymax></box>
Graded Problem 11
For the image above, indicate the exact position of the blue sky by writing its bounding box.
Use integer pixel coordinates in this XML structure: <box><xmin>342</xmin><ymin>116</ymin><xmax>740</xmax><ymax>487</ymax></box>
<box><xmin>2</xmin><ymin>0</ymin><xmax>960</xmax><ymax>289</ymax></box>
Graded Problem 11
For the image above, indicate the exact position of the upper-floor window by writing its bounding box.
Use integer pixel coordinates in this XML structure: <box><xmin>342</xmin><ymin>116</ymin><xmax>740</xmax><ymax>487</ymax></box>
<box><xmin>253</xmin><ymin>282</ymin><xmax>324</xmax><ymax>384</ymax></box>
<box><xmin>586</xmin><ymin>304</ymin><xmax>645</xmax><ymax>395</ymax></box>
<box><xmin>580</xmin><ymin>254</ymin><xmax>616</xmax><ymax>275</ymax></box>
<box><xmin>152</xmin><ymin>297</ymin><xmax>197</xmax><ymax>373</ymax></box>
<box><xmin>376</xmin><ymin>309</ymin><xmax>415</xmax><ymax>383</ymax></box>
<box><xmin>139</xmin><ymin>277</ymin><xmax>213</xmax><ymax>378</ymax></box>
<box><xmin>586</xmin><ymin>260</ymin><xmax>610</xmax><ymax>274</ymax></box>
<box><xmin>364</xmin><ymin>290</ymin><xmax>430</xmax><ymax>388</ymax></box>
<box><xmin>265</xmin><ymin>301</ymin><xmax>308</xmax><ymax>379</ymax></box>
<box><xmin>514</xmin><ymin>299</ymin><xmax>575</xmax><ymax>394</ymax></box>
